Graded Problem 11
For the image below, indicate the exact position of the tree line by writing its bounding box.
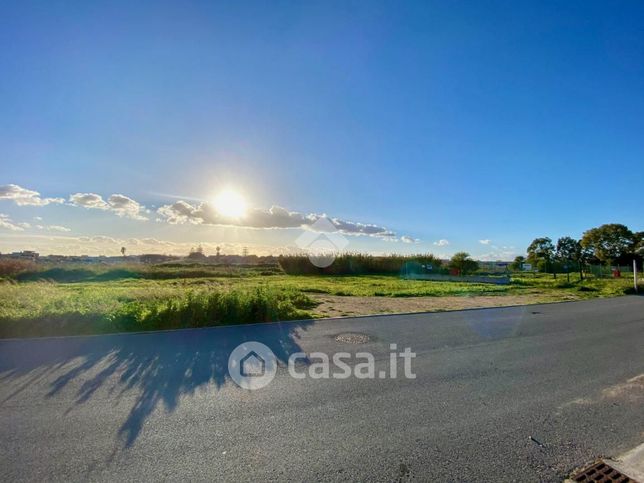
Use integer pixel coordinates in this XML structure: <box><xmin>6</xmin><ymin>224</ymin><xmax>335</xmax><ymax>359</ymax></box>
<box><xmin>513</xmin><ymin>223</ymin><xmax>643</xmax><ymax>278</ymax></box>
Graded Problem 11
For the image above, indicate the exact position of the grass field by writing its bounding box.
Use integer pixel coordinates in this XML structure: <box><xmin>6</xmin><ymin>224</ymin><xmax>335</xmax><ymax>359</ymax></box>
<box><xmin>0</xmin><ymin>264</ymin><xmax>639</xmax><ymax>338</ymax></box>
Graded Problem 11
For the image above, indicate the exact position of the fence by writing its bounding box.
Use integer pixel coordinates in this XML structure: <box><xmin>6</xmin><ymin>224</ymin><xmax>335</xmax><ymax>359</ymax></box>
<box><xmin>585</xmin><ymin>264</ymin><xmax>642</xmax><ymax>279</ymax></box>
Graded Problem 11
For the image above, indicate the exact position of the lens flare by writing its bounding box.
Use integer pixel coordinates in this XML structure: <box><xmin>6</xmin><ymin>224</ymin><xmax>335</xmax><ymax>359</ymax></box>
<box><xmin>213</xmin><ymin>189</ymin><xmax>247</xmax><ymax>218</ymax></box>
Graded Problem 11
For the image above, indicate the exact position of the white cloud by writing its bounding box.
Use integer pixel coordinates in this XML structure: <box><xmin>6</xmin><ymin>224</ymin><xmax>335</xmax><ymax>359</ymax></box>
<box><xmin>69</xmin><ymin>192</ymin><xmax>147</xmax><ymax>220</ymax></box>
<box><xmin>157</xmin><ymin>200</ymin><xmax>198</xmax><ymax>224</ymax></box>
<box><xmin>479</xmin><ymin>239</ymin><xmax>492</xmax><ymax>245</ymax></box>
<box><xmin>33</xmin><ymin>224</ymin><xmax>72</xmax><ymax>232</ymax></box>
<box><xmin>45</xmin><ymin>225</ymin><xmax>71</xmax><ymax>232</ymax></box>
<box><xmin>69</xmin><ymin>193</ymin><xmax>109</xmax><ymax>209</ymax></box>
<box><xmin>0</xmin><ymin>184</ymin><xmax>64</xmax><ymax>206</ymax></box>
<box><xmin>0</xmin><ymin>214</ymin><xmax>70</xmax><ymax>233</ymax></box>
<box><xmin>157</xmin><ymin>201</ymin><xmax>396</xmax><ymax>238</ymax></box>
<box><xmin>0</xmin><ymin>213</ymin><xmax>25</xmax><ymax>231</ymax></box>
<box><xmin>433</xmin><ymin>239</ymin><xmax>450</xmax><ymax>246</ymax></box>
<box><xmin>478</xmin><ymin>247</ymin><xmax>518</xmax><ymax>261</ymax></box>
<box><xmin>400</xmin><ymin>235</ymin><xmax>419</xmax><ymax>244</ymax></box>
<box><xmin>83</xmin><ymin>235</ymin><xmax>118</xmax><ymax>243</ymax></box>
<box><xmin>141</xmin><ymin>237</ymin><xmax>168</xmax><ymax>245</ymax></box>
<box><xmin>107</xmin><ymin>194</ymin><xmax>147</xmax><ymax>220</ymax></box>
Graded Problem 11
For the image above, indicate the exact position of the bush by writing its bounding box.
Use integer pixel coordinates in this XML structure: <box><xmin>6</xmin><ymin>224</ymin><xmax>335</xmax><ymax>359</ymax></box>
<box><xmin>278</xmin><ymin>253</ymin><xmax>444</xmax><ymax>275</ymax></box>
<box><xmin>10</xmin><ymin>263</ymin><xmax>281</xmax><ymax>283</ymax></box>
<box><xmin>17</xmin><ymin>267</ymin><xmax>102</xmax><ymax>282</ymax></box>
<box><xmin>0</xmin><ymin>259</ymin><xmax>37</xmax><ymax>277</ymax></box>
<box><xmin>105</xmin><ymin>287</ymin><xmax>314</xmax><ymax>332</ymax></box>
<box><xmin>0</xmin><ymin>286</ymin><xmax>315</xmax><ymax>337</ymax></box>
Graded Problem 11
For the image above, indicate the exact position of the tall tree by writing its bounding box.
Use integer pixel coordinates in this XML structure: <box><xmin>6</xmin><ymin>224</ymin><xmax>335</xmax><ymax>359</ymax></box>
<box><xmin>633</xmin><ymin>232</ymin><xmax>644</xmax><ymax>255</ymax></box>
<box><xmin>556</xmin><ymin>236</ymin><xmax>582</xmax><ymax>281</ymax></box>
<box><xmin>510</xmin><ymin>255</ymin><xmax>525</xmax><ymax>271</ymax></box>
<box><xmin>527</xmin><ymin>237</ymin><xmax>555</xmax><ymax>274</ymax></box>
<box><xmin>580</xmin><ymin>224</ymin><xmax>634</xmax><ymax>265</ymax></box>
<box><xmin>449</xmin><ymin>252</ymin><xmax>479</xmax><ymax>275</ymax></box>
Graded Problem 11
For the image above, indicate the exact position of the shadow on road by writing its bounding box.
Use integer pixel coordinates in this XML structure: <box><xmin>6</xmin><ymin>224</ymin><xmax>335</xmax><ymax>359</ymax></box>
<box><xmin>0</xmin><ymin>321</ymin><xmax>314</xmax><ymax>447</ymax></box>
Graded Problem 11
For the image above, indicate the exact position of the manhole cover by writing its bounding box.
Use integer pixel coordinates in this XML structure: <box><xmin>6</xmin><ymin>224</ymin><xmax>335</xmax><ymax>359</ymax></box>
<box><xmin>335</xmin><ymin>333</ymin><xmax>370</xmax><ymax>344</ymax></box>
<box><xmin>571</xmin><ymin>461</ymin><xmax>635</xmax><ymax>482</ymax></box>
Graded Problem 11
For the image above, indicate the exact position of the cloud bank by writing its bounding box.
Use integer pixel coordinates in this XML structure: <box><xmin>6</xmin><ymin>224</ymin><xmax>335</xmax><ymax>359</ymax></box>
<box><xmin>400</xmin><ymin>235</ymin><xmax>419</xmax><ymax>244</ymax></box>
<box><xmin>0</xmin><ymin>184</ymin><xmax>147</xmax><ymax>220</ymax></box>
<box><xmin>0</xmin><ymin>184</ymin><xmax>64</xmax><ymax>206</ymax></box>
<box><xmin>157</xmin><ymin>201</ymin><xmax>397</xmax><ymax>238</ymax></box>
<box><xmin>1</xmin><ymin>183</ymin><xmax>418</xmax><ymax>242</ymax></box>
<box><xmin>0</xmin><ymin>213</ymin><xmax>29</xmax><ymax>231</ymax></box>
<box><xmin>69</xmin><ymin>192</ymin><xmax>148</xmax><ymax>220</ymax></box>
<box><xmin>0</xmin><ymin>234</ymin><xmax>295</xmax><ymax>257</ymax></box>
<box><xmin>0</xmin><ymin>213</ymin><xmax>71</xmax><ymax>233</ymax></box>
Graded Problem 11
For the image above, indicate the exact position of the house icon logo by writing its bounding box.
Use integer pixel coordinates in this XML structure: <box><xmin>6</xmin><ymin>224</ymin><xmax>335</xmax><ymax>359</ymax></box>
<box><xmin>240</xmin><ymin>350</ymin><xmax>266</xmax><ymax>377</ymax></box>
<box><xmin>228</xmin><ymin>342</ymin><xmax>277</xmax><ymax>390</ymax></box>
<box><xmin>295</xmin><ymin>217</ymin><xmax>349</xmax><ymax>268</ymax></box>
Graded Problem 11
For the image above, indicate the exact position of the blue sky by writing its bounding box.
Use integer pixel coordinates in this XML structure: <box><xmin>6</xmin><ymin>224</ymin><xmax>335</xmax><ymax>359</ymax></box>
<box><xmin>1</xmin><ymin>1</ymin><xmax>643</xmax><ymax>258</ymax></box>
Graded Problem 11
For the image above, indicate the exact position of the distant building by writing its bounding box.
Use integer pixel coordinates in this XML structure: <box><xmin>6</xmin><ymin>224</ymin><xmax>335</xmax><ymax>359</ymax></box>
<box><xmin>2</xmin><ymin>250</ymin><xmax>40</xmax><ymax>261</ymax></box>
<box><xmin>139</xmin><ymin>254</ymin><xmax>177</xmax><ymax>264</ymax></box>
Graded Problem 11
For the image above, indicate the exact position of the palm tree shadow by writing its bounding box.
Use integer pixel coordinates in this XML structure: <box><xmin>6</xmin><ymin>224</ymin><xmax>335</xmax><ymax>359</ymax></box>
<box><xmin>0</xmin><ymin>320</ymin><xmax>313</xmax><ymax>448</ymax></box>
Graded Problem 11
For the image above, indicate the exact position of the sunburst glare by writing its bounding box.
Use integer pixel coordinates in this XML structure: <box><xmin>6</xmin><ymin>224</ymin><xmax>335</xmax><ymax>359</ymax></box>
<box><xmin>213</xmin><ymin>189</ymin><xmax>247</xmax><ymax>218</ymax></box>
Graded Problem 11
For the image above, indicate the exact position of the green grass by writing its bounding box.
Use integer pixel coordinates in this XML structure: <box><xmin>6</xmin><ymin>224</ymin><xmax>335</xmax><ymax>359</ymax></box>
<box><xmin>262</xmin><ymin>275</ymin><xmax>511</xmax><ymax>297</ymax></box>
<box><xmin>12</xmin><ymin>262</ymin><xmax>281</xmax><ymax>282</ymax></box>
<box><xmin>0</xmin><ymin>280</ymin><xmax>313</xmax><ymax>338</ymax></box>
<box><xmin>0</xmin><ymin>266</ymin><xmax>638</xmax><ymax>338</ymax></box>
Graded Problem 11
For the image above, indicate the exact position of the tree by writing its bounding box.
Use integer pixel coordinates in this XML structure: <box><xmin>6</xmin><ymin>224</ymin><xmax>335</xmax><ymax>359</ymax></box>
<box><xmin>580</xmin><ymin>224</ymin><xmax>634</xmax><ymax>265</ymax></box>
<box><xmin>510</xmin><ymin>256</ymin><xmax>525</xmax><ymax>271</ymax></box>
<box><xmin>633</xmin><ymin>232</ymin><xmax>644</xmax><ymax>255</ymax></box>
<box><xmin>555</xmin><ymin>236</ymin><xmax>582</xmax><ymax>281</ymax></box>
<box><xmin>120</xmin><ymin>246</ymin><xmax>126</xmax><ymax>257</ymax></box>
<box><xmin>527</xmin><ymin>237</ymin><xmax>555</xmax><ymax>274</ymax></box>
<box><xmin>187</xmin><ymin>244</ymin><xmax>206</xmax><ymax>260</ymax></box>
<box><xmin>449</xmin><ymin>252</ymin><xmax>479</xmax><ymax>275</ymax></box>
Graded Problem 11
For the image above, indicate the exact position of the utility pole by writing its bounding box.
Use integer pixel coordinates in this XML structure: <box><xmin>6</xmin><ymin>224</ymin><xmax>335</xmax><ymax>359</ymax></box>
<box><xmin>634</xmin><ymin>259</ymin><xmax>638</xmax><ymax>292</ymax></box>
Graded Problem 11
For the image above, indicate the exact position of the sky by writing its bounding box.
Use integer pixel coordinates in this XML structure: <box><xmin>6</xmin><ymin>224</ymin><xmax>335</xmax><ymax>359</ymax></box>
<box><xmin>1</xmin><ymin>0</ymin><xmax>643</xmax><ymax>259</ymax></box>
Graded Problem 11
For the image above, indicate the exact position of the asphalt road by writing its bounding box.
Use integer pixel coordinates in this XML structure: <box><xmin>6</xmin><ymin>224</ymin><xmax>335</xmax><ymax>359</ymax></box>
<box><xmin>1</xmin><ymin>296</ymin><xmax>643</xmax><ymax>482</ymax></box>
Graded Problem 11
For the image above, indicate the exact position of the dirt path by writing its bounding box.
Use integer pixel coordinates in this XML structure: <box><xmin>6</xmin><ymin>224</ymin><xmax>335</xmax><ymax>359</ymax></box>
<box><xmin>310</xmin><ymin>293</ymin><xmax>580</xmax><ymax>318</ymax></box>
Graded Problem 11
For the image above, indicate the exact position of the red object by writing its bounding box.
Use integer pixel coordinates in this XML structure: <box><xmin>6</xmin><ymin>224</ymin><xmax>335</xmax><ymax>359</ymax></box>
<box><xmin>450</xmin><ymin>268</ymin><xmax>461</xmax><ymax>276</ymax></box>
<box><xmin>612</xmin><ymin>269</ymin><xmax>621</xmax><ymax>278</ymax></box>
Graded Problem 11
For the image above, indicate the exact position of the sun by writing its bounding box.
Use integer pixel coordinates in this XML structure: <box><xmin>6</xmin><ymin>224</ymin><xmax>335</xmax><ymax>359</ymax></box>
<box><xmin>213</xmin><ymin>189</ymin><xmax>247</xmax><ymax>218</ymax></box>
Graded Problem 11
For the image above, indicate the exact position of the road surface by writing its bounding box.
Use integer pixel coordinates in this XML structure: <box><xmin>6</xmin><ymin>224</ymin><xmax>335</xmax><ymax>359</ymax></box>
<box><xmin>1</xmin><ymin>296</ymin><xmax>643</xmax><ymax>481</ymax></box>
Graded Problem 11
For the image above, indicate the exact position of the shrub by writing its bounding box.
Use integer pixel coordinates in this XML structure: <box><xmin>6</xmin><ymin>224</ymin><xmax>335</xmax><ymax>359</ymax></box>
<box><xmin>278</xmin><ymin>253</ymin><xmax>444</xmax><ymax>275</ymax></box>
<box><xmin>106</xmin><ymin>287</ymin><xmax>314</xmax><ymax>332</ymax></box>
<box><xmin>0</xmin><ymin>259</ymin><xmax>37</xmax><ymax>277</ymax></box>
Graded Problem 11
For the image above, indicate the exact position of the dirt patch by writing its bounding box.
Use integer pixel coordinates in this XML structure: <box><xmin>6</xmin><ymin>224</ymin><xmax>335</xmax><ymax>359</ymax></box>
<box><xmin>558</xmin><ymin>374</ymin><xmax>644</xmax><ymax>412</ymax></box>
<box><xmin>311</xmin><ymin>293</ymin><xmax>576</xmax><ymax>318</ymax></box>
<box><xmin>601</xmin><ymin>374</ymin><xmax>644</xmax><ymax>402</ymax></box>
